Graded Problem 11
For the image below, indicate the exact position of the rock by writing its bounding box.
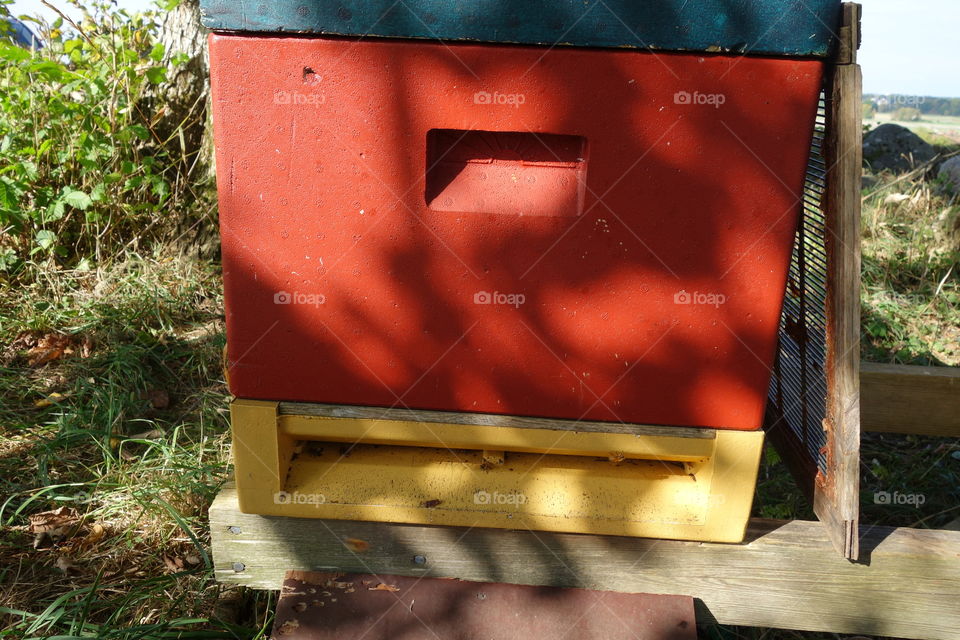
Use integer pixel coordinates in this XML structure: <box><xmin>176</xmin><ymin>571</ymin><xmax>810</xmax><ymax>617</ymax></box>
<box><xmin>937</xmin><ymin>156</ymin><xmax>960</xmax><ymax>191</ymax></box>
<box><xmin>862</xmin><ymin>123</ymin><xmax>936</xmax><ymax>173</ymax></box>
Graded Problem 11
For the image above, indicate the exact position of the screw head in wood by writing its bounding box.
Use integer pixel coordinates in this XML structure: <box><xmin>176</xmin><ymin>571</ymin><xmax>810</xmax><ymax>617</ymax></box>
<box><xmin>228</xmin><ymin>526</ymin><xmax>242</xmax><ymax>534</ymax></box>
<box><xmin>413</xmin><ymin>555</ymin><xmax>426</xmax><ymax>565</ymax></box>
<box><xmin>232</xmin><ymin>562</ymin><xmax>246</xmax><ymax>572</ymax></box>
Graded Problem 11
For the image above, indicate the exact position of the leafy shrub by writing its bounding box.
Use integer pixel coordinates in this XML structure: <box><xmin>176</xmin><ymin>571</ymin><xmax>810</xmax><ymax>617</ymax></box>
<box><xmin>0</xmin><ymin>1</ymin><xmax>177</xmax><ymax>272</ymax></box>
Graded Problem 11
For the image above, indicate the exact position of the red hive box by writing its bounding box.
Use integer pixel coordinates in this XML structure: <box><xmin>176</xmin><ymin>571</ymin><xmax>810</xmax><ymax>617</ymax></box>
<box><xmin>210</xmin><ymin>36</ymin><xmax>823</xmax><ymax>431</ymax></box>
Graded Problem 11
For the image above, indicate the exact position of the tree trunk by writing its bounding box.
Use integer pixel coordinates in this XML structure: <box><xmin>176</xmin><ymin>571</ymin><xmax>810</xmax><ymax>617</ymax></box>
<box><xmin>146</xmin><ymin>0</ymin><xmax>213</xmax><ymax>183</ymax></box>
<box><xmin>142</xmin><ymin>0</ymin><xmax>220</xmax><ymax>258</ymax></box>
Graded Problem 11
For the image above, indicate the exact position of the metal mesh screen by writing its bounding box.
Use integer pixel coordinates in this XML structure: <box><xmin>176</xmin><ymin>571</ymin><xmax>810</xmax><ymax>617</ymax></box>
<box><xmin>768</xmin><ymin>90</ymin><xmax>830</xmax><ymax>473</ymax></box>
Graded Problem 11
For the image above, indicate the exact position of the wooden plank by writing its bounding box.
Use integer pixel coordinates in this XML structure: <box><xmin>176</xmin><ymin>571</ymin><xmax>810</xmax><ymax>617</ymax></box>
<box><xmin>835</xmin><ymin>2</ymin><xmax>861</xmax><ymax>64</ymax></box>
<box><xmin>279</xmin><ymin>413</ymin><xmax>717</xmax><ymax>462</ymax></box>
<box><xmin>210</xmin><ymin>484</ymin><xmax>960</xmax><ymax>640</ymax></box>
<box><xmin>280</xmin><ymin>402</ymin><xmax>715</xmax><ymax>439</ymax></box>
<box><xmin>817</xmin><ymin>2</ymin><xmax>863</xmax><ymax>560</ymax></box>
<box><xmin>860</xmin><ymin>362</ymin><xmax>960</xmax><ymax>436</ymax></box>
<box><xmin>198</xmin><ymin>0</ymin><xmax>844</xmax><ymax>57</ymax></box>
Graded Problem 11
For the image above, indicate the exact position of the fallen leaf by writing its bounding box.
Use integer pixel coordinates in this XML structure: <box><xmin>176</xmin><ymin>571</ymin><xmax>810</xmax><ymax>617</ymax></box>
<box><xmin>344</xmin><ymin>537</ymin><xmax>369</xmax><ymax>552</ymax></box>
<box><xmin>83</xmin><ymin>523</ymin><xmax>106</xmax><ymax>546</ymax></box>
<box><xmin>369</xmin><ymin>583</ymin><xmax>400</xmax><ymax>592</ymax></box>
<box><xmin>32</xmin><ymin>532</ymin><xmax>49</xmax><ymax>549</ymax></box>
<box><xmin>80</xmin><ymin>335</ymin><xmax>94</xmax><ymax>358</ymax></box>
<box><xmin>184</xmin><ymin>553</ymin><xmax>201</xmax><ymax>565</ymax></box>
<box><xmin>29</xmin><ymin>507</ymin><xmax>79</xmax><ymax>534</ymax></box>
<box><xmin>145</xmin><ymin>389</ymin><xmax>169</xmax><ymax>409</ymax></box>
<box><xmin>27</xmin><ymin>334</ymin><xmax>73</xmax><ymax>367</ymax></box>
<box><xmin>35</xmin><ymin>392</ymin><xmax>67</xmax><ymax>408</ymax></box>
<box><xmin>59</xmin><ymin>522</ymin><xmax>106</xmax><ymax>555</ymax></box>
<box><xmin>162</xmin><ymin>555</ymin><xmax>185</xmax><ymax>573</ymax></box>
<box><xmin>55</xmin><ymin>555</ymin><xmax>79</xmax><ymax>574</ymax></box>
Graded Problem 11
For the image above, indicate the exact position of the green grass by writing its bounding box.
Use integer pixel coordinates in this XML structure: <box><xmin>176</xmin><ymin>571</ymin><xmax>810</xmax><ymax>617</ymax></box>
<box><xmin>857</xmin><ymin>164</ymin><xmax>960</xmax><ymax>531</ymax></box>
<box><xmin>861</xmin><ymin>169</ymin><xmax>959</xmax><ymax>366</ymax></box>
<box><xmin>0</xmin><ymin>255</ymin><xmax>276</xmax><ymax>638</ymax></box>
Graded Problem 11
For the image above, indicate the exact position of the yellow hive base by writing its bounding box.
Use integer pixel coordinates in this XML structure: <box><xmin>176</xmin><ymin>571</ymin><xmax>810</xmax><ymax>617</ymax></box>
<box><xmin>230</xmin><ymin>399</ymin><xmax>764</xmax><ymax>543</ymax></box>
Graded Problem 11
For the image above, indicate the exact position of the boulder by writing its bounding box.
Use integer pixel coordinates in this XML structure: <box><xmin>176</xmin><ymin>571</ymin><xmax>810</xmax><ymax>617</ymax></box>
<box><xmin>862</xmin><ymin>123</ymin><xmax>936</xmax><ymax>173</ymax></box>
<box><xmin>937</xmin><ymin>156</ymin><xmax>960</xmax><ymax>191</ymax></box>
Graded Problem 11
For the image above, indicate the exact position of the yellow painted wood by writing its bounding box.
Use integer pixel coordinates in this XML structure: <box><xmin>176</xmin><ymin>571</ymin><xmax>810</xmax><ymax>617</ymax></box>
<box><xmin>230</xmin><ymin>399</ymin><xmax>764</xmax><ymax>542</ymax></box>
<box><xmin>482</xmin><ymin>450</ymin><xmax>505</xmax><ymax>466</ymax></box>
<box><xmin>705</xmin><ymin>430</ymin><xmax>767</xmax><ymax>542</ymax></box>
<box><xmin>230</xmin><ymin>399</ymin><xmax>295</xmax><ymax>513</ymax></box>
<box><xmin>284</xmin><ymin>446</ymin><xmax>707</xmax><ymax>536</ymax></box>
<box><xmin>278</xmin><ymin>414</ymin><xmax>716</xmax><ymax>462</ymax></box>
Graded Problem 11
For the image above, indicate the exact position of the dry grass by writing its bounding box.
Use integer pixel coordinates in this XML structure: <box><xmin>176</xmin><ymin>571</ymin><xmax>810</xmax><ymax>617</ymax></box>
<box><xmin>861</xmin><ymin>160</ymin><xmax>959</xmax><ymax>365</ymax></box>
<box><xmin>0</xmin><ymin>255</ymin><xmax>275</xmax><ymax>638</ymax></box>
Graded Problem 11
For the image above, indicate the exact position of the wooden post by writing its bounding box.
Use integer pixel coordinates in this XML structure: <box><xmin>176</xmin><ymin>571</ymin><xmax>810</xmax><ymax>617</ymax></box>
<box><xmin>818</xmin><ymin>2</ymin><xmax>863</xmax><ymax>561</ymax></box>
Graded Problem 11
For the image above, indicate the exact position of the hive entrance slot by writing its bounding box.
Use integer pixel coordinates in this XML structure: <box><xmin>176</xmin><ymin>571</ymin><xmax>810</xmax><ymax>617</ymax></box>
<box><xmin>425</xmin><ymin>129</ymin><xmax>587</xmax><ymax>217</ymax></box>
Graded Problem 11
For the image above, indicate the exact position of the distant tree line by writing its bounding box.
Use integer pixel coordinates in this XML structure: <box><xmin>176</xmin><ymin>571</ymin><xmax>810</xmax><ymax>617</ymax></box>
<box><xmin>864</xmin><ymin>94</ymin><xmax>960</xmax><ymax>117</ymax></box>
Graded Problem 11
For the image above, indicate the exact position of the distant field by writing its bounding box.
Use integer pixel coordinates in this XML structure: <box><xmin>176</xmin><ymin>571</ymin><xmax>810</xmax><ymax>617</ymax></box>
<box><xmin>865</xmin><ymin>112</ymin><xmax>960</xmax><ymax>144</ymax></box>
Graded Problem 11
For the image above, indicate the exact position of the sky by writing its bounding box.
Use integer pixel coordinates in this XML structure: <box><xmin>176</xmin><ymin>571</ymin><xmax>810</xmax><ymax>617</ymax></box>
<box><xmin>8</xmin><ymin>0</ymin><xmax>960</xmax><ymax>98</ymax></box>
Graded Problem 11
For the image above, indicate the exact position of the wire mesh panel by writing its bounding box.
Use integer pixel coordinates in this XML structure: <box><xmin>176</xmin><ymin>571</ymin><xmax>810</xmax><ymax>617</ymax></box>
<box><xmin>766</xmin><ymin>29</ymin><xmax>863</xmax><ymax>559</ymax></box>
<box><xmin>768</xmin><ymin>91</ymin><xmax>830</xmax><ymax>475</ymax></box>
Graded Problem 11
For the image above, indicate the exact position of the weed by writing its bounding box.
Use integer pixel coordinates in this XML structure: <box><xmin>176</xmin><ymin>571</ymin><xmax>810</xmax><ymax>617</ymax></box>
<box><xmin>0</xmin><ymin>0</ymin><xmax>213</xmax><ymax>273</ymax></box>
